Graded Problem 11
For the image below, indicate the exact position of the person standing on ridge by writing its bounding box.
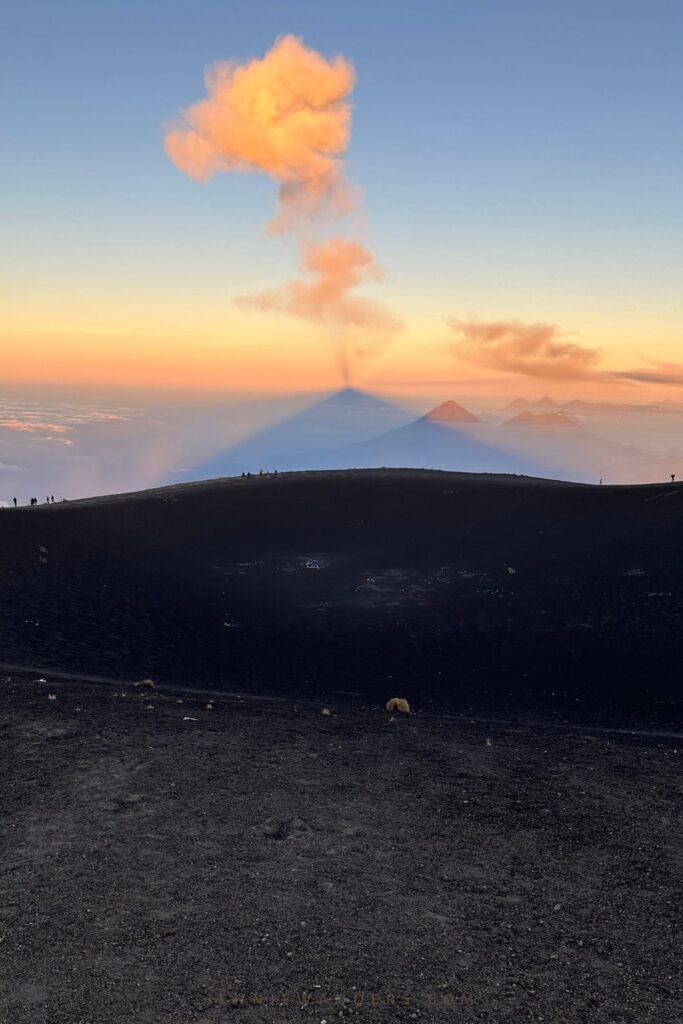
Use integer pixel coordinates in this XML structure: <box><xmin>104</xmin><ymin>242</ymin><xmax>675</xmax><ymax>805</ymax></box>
<box><xmin>12</xmin><ymin>497</ymin><xmax>17</xmax><ymax>507</ymax></box>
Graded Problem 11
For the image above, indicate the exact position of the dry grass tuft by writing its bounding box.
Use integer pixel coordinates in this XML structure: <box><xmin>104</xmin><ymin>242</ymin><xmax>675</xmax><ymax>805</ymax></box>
<box><xmin>385</xmin><ymin>697</ymin><xmax>410</xmax><ymax>714</ymax></box>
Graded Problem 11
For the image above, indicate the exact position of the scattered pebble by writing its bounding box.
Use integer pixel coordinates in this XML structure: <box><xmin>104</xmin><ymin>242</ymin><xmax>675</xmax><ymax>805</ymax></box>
<box><xmin>47</xmin><ymin>694</ymin><xmax>56</xmax><ymax>701</ymax></box>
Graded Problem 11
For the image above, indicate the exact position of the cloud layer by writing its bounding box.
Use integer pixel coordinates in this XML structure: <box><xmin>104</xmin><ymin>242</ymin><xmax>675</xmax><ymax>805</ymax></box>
<box><xmin>613</xmin><ymin>364</ymin><xmax>683</xmax><ymax>387</ymax></box>
<box><xmin>448</xmin><ymin>318</ymin><xmax>602</xmax><ymax>380</ymax></box>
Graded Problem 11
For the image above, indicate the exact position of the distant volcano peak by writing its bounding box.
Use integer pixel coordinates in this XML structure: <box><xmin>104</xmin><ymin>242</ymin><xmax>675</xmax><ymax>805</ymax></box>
<box><xmin>506</xmin><ymin>396</ymin><xmax>561</xmax><ymax>411</ymax></box>
<box><xmin>422</xmin><ymin>400</ymin><xmax>481</xmax><ymax>424</ymax></box>
<box><xmin>507</xmin><ymin>411</ymin><xmax>580</xmax><ymax>428</ymax></box>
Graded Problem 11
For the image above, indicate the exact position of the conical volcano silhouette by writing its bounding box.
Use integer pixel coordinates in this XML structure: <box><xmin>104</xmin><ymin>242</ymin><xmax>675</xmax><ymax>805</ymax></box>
<box><xmin>332</xmin><ymin>404</ymin><xmax>545</xmax><ymax>476</ymax></box>
<box><xmin>422</xmin><ymin>400</ymin><xmax>481</xmax><ymax>424</ymax></box>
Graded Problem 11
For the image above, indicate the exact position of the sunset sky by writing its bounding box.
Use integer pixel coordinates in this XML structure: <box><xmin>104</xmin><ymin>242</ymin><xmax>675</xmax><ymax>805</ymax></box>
<box><xmin>3</xmin><ymin>0</ymin><xmax>682</xmax><ymax>397</ymax></box>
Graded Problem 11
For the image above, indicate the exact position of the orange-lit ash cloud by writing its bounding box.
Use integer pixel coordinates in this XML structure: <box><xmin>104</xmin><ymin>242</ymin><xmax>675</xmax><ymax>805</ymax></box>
<box><xmin>165</xmin><ymin>34</ymin><xmax>356</xmax><ymax>233</ymax></box>
<box><xmin>238</xmin><ymin>238</ymin><xmax>401</xmax><ymax>334</ymax></box>
<box><xmin>164</xmin><ymin>35</ymin><xmax>400</xmax><ymax>378</ymax></box>
<box><xmin>448</xmin><ymin>318</ymin><xmax>602</xmax><ymax>380</ymax></box>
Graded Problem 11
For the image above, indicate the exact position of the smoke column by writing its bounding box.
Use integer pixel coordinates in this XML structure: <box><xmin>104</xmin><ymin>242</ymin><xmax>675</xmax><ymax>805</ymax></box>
<box><xmin>164</xmin><ymin>34</ymin><xmax>401</xmax><ymax>381</ymax></box>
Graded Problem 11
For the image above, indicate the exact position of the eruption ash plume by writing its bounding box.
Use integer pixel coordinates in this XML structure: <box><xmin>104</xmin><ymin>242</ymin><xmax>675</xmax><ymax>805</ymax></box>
<box><xmin>165</xmin><ymin>34</ymin><xmax>355</xmax><ymax>233</ymax></box>
<box><xmin>165</xmin><ymin>34</ymin><xmax>400</xmax><ymax>379</ymax></box>
<box><xmin>238</xmin><ymin>238</ymin><xmax>400</xmax><ymax>331</ymax></box>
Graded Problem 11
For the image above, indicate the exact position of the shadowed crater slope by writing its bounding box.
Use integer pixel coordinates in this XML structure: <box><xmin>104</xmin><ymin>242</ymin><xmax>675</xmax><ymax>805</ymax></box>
<box><xmin>1</xmin><ymin>469</ymin><xmax>681</xmax><ymax>719</ymax></box>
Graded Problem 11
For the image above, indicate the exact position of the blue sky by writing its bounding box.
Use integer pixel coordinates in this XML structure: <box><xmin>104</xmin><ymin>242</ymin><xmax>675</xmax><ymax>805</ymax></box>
<box><xmin>2</xmin><ymin>0</ymin><xmax>682</xmax><ymax>391</ymax></box>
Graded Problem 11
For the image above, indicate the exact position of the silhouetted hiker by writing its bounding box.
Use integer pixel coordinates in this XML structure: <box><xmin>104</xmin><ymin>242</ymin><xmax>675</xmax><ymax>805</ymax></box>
<box><xmin>241</xmin><ymin>472</ymin><xmax>245</xmax><ymax>478</ymax></box>
<box><xmin>247</xmin><ymin>471</ymin><xmax>252</xmax><ymax>478</ymax></box>
<box><xmin>259</xmin><ymin>469</ymin><xmax>263</xmax><ymax>476</ymax></box>
<box><xmin>671</xmin><ymin>473</ymin><xmax>676</xmax><ymax>483</ymax></box>
<box><xmin>599</xmin><ymin>478</ymin><xmax>603</xmax><ymax>485</ymax></box>
<box><xmin>50</xmin><ymin>495</ymin><xmax>54</xmax><ymax>503</ymax></box>
<box><xmin>12</xmin><ymin>497</ymin><xmax>17</xmax><ymax>507</ymax></box>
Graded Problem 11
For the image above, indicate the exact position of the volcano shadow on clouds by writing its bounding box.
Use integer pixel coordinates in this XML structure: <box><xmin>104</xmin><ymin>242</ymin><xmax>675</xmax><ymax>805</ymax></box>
<box><xmin>170</xmin><ymin>389</ymin><xmax>550</xmax><ymax>481</ymax></box>
<box><xmin>169</xmin><ymin>388</ymin><xmax>415</xmax><ymax>482</ymax></box>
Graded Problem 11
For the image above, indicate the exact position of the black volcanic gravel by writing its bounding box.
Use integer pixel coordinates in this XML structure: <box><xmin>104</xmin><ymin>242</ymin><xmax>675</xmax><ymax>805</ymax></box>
<box><xmin>0</xmin><ymin>470</ymin><xmax>681</xmax><ymax>719</ymax></box>
<box><xmin>0</xmin><ymin>675</ymin><xmax>681</xmax><ymax>1024</ymax></box>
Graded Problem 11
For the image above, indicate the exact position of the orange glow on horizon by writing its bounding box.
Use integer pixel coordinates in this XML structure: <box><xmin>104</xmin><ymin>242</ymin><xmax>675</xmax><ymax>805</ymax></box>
<box><xmin>3</xmin><ymin>321</ymin><xmax>683</xmax><ymax>403</ymax></box>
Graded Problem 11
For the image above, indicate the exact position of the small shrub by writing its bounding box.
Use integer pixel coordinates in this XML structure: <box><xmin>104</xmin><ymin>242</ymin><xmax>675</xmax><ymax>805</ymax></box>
<box><xmin>385</xmin><ymin>697</ymin><xmax>410</xmax><ymax>714</ymax></box>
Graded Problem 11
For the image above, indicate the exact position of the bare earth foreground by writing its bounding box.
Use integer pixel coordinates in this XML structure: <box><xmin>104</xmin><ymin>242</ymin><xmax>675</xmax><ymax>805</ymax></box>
<box><xmin>1</xmin><ymin>674</ymin><xmax>681</xmax><ymax>1024</ymax></box>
